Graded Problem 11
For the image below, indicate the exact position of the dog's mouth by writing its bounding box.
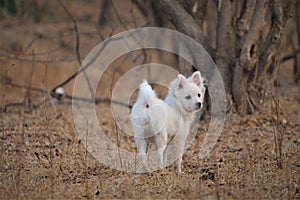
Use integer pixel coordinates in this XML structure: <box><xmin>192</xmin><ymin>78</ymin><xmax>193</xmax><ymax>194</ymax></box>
<box><xmin>193</xmin><ymin>107</ymin><xmax>202</xmax><ymax>112</ymax></box>
<box><xmin>185</xmin><ymin>105</ymin><xmax>203</xmax><ymax>113</ymax></box>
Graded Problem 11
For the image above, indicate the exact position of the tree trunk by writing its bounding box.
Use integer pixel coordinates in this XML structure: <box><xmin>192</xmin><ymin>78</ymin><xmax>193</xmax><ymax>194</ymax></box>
<box><xmin>155</xmin><ymin>0</ymin><xmax>215</xmax><ymax>59</ymax></box>
<box><xmin>232</xmin><ymin>0</ymin><xmax>269</xmax><ymax>115</ymax></box>
<box><xmin>150</xmin><ymin>0</ymin><xmax>292</xmax><ymax>116</ymax></box>
<box><xmin>295</xmin><ymin>0</ymin><xmax>300</xmax><ymax>84</ymax></box>
<box><xmin>98</xmin><ymin>0</ymin><xmax>110</xmax><ymax>26</ymax></box>
<box><xmin>216</xmin><ymin>0</ymin><xmax>236</xmax><ymax>96</ymax></box>
<box><xmin>256</xmin><ymin>0</ymin><xmax>288</xmax><ymax>84</ymax></box>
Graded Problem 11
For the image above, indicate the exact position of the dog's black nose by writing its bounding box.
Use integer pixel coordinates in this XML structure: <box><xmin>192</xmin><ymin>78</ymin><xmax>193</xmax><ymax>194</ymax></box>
<box><xmin>196</xmin><ymin>102</ymin><xmax>202</xmax><ymax>109</ymax></box>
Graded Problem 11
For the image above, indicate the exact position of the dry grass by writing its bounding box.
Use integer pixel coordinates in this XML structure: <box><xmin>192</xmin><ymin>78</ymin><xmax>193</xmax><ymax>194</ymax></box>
<box><xmin>0</xmin><ymin>99</ymin><xmax>299</xmax><ymax>199</ymax></box>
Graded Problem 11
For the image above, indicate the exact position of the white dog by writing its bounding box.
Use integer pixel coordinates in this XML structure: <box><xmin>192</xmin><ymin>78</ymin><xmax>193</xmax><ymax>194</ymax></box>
<box><xmin>130</xmin><ymin>71</ymin><xmax>206</xmax><ymax>173</ymax></box>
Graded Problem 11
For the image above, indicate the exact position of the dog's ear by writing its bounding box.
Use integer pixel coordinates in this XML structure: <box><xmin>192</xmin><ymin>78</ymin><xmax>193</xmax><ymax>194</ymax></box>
<box><xmin>177</xmin><ymin>74</ymin><xmax>186</xmax><ymax>89</ymax></box>
<box><xmin>191</xmin><ymin>71</ymin><xmax>202</xmax><ymax>87</ymax></box>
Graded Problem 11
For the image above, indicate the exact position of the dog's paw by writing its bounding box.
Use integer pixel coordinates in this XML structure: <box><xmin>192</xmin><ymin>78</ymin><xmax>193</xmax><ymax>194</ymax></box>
<box><xmin>134</xmin><ymin>171</ymin><xmax>152</xmax><ymax>177</ymax></box>
<box><xmin>177</xmin><ymin>170</ymin><xmax>185</xmax><ymax>174</ymax></box>
<box><xmin>142</xmin><ymin>168</ymin><xmax>152</xmax><ymax>176</ymax></box>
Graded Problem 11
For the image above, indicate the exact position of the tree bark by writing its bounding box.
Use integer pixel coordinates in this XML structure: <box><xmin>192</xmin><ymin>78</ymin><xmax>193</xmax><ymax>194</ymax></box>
<box><xmin>98</xmin><ymin>0</ymin><xmax>110</xmax><ymax>26</ymax></box>
<box><xmin>233</xmin><ymin>0</ymin><xmax>269</xmax><ymax>115</ymax></box>
<box><xmin>151</xmin><ymin>0</ymin><xmax>293</xmax><ymax>116</ymax></box>
<box><xmin>236</xmin><ymin>1</ymin><xmax>256</xmax><ymax>53</ymax></box>
<box><xmin>256</xmin><ymin>0</ymin><xmax>291</xmax><ymax>84</ymax></box>
<box><xmin>295</xmin><ymin>0</ymin><xmax>300</xmax><ymax>83</ymax></box>
<box><xmin>216</xmin><ymin>0</ymin><xmax>236</xmax><ymax>96</ymax></box>
<box><xmin>154</xmin><ymin>0</ymin><xmax>215</xmax><ymax>59</ymax></box>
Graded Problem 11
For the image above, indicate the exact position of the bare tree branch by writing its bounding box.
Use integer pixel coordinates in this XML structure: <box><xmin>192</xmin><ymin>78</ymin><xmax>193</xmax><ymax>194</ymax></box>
<box><xmin>0</xmin><ymin>80</ymin><xmax>44</xmax><ymax>93</ymax></box>
<box><xmin>1</xmin><ymin>80</ymin><xmax>132</xmax><ymax>111</ymax></box>
<box><xmin>0</xmin><ymin>53</ymin><xmax>77</xmax><ymax>63</ymax></box>
<box><xmin>111</xmin><ymin>0</ymin><xmax>129</xmax><ymax>29</ymax></box>
<box><xmin>281</xmin><ymin>48</ymin><xmax>300</xmax><ymax>62</ymax></box>
<box><xmin>56</xmin><ymin>0</ymin><xmax>97</xmax><ymax>99</ymax></box>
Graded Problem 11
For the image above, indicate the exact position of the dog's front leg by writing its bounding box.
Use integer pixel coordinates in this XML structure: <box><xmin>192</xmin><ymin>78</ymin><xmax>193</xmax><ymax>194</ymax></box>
<box><xmin>173</xmin><ymin>134</ymin><xmax>187</xmax><ymax>173</ymax></box>
<box><xmin>155</xmin><ymin>132</ymin><xmax>167</xmax><ymax>169</ymax></box>
<box><xmin>173</xmin><ymin>149</ymin><xmax>184</xmax><ymax>173</ymax></box>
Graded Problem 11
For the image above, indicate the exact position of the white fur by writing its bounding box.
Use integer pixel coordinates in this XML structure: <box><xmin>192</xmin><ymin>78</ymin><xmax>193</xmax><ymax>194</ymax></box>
<box><xmin>130</xmin><ymin>72</ymin><xmax>206</xmax><ymax>173</ymax></box>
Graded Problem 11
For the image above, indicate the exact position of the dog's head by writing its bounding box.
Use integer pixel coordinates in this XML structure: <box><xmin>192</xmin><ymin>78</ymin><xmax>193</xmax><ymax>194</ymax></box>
<box><xmin>171</xmin><ymin>71</ymin><xmax>206</xmax><ymax>113</ymax></box>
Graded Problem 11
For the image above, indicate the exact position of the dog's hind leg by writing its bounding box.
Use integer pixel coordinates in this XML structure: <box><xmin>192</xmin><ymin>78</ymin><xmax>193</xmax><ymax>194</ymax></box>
<box><xmin>163</xmin><ymin>145</ymin><xmax>168</xmax><ymax>169</ymax></box>
<box><xmin>135</xmin><ymin>137</ymin><xmax>150</xmax><ymax>174</ymax></box>
<box><xmin>155</xmin><ymin>132</ymin><xmax>167</xmax><ymax>169</ymax></box>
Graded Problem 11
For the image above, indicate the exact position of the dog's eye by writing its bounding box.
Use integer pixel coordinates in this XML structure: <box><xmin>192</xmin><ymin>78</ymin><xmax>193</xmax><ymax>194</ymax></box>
<box><xmin>185</xmin><ymin>95</ymin><xmax>191</xmax><ymax>100</ymax></box>
<box><xmin>198</xmin><ymin>93</ymin><xmax>201</xmax><ymax>98</ymax></box>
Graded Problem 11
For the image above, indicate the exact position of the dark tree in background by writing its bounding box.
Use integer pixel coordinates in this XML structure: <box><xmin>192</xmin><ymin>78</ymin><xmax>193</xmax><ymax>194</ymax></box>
<box><xmin>126</xmin><ymin>0</ymin><xmax>295</xmax><ymax>115</ymax></box>
<box><xmin>295</xmin><ymin>0</ymin><xmax>300</xmax><ymax>84</ymax></box>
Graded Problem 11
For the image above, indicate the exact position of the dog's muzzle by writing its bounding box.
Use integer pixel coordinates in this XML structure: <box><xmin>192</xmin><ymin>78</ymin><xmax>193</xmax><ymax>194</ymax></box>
<box><xmin>196</xmin><ymin>102</ymin><xmax>202</xmax><ymax>109</ymax></box>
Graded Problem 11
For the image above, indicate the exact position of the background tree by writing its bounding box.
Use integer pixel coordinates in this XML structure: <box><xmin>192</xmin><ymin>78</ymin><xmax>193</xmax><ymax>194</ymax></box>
<box><xmin>131</xmin><ymin>0</ymin><xmax>295</xmax><ymax>115</ymax></box>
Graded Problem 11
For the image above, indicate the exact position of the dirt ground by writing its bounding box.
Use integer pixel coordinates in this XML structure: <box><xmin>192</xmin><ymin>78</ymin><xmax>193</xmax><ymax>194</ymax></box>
<box><xmin>0</xmin><ymin>0</ymin><xmax>300</xmax><ymax>199</ymax></box>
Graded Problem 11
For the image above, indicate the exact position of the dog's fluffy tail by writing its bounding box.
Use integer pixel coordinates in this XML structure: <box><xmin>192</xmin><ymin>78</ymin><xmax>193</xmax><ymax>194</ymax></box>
<box><xmin>137</xmin><ymin>80</ymin><xmax>157</xmax><ymax>106</ymax></box>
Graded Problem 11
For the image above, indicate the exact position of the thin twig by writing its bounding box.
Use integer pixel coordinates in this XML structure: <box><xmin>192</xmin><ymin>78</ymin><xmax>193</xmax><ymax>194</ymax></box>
<box><xmin>0</xmin><ymin>80</ymin><xmax>44</xmax><ymax>93</ymax></box>
<box><xmin>131</xmin><ymin>0</ymin><xmax>149</xmax><ymax>18</ymax></box>
<box><xmin>111</xmin><ymin>0</ymin><xmax>129</xmax><ymax>29</ymax></box>
<box><xmin>57</xmin><ymin>0</ymin><xmax>94</xmax><ymax>99</ymax></box>
<box><xmin>1</xmin><ymin>80</ymin><xmax>132</xmax><ymax>111</ymax></box>
<box><xmin>1</xmin><ymin>12</ymin><xmax>153</xmax><ymax>112</ymax></box>
<box><xmin>110</xmin><ymin>70</ymin><xmax>124</xmax><ymax>170</ymax></box>
<box><xmin>84</xmin><ymin>117</ymin><xmax>89</xmax><ymax>197</ymax></box>
<box><xmin>16</xmin><ymin>37</ymin><xmax>37</xmax><ymax>56</ymax></box>
<box><xmin>0</xmin><ymin>53</ymin><xmax>77</xmax><ymax>63</ymax></box>
<box><xmin>25</xmin><ymin>50</ymin><xmax>36</xmax><ymax>111</ymax></box>
<box><xmin>214</xmin><ymin>165</ymin><xmax>220</xmax><ymax>200</ymax></box>
<box><xmin>0</xmin><ymin>64</ymin><xmax>15</xmax><ymax>158</ymax></box>
<box><xmin>281</xmin><ymin>48</ymin><xmax>300</xmax><ymax>62</ymax></box>
<box><xmin>274</xmin><ymin>75</ymin><xmax>282</xmax><ymax>169</ymax></box>
<box><xmin>50</xmin><ymin>33</ymin><xmax>124</xmax><ymax>94</ymax></box>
